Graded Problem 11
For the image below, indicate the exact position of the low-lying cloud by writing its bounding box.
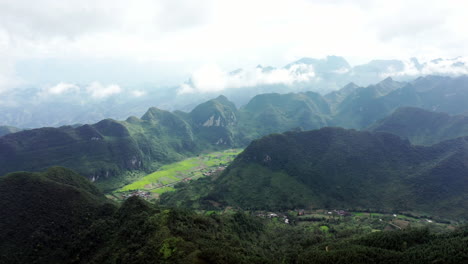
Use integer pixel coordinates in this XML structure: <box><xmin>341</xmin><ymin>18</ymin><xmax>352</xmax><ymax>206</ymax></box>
<box><xmin>85</xmin><ymin>82</ymin><xmax>122</xmax><ymax>99</ymax></box>
<box><xmin>44</xmin><ymin>82</ymin><xmax>80</xmax><ymax>95</ymax></box>
<box><xmin>178</xmin><ymin>63</ymin><xmax>316</xmax><ymax>94</ymax></box>
<box><xmin>381</xmin><ymin>57</ymin><xmax>468</xmax><ymax>78</ymax></box>
<box><xmin>40</xmin><ymin>81</ymin><xmax>122</xmax><ymax>99</ymax></box>
<box><xmin>131</xmin><ymin>89</ymin><xmax>146</xmax><ymax>97</ymax></box>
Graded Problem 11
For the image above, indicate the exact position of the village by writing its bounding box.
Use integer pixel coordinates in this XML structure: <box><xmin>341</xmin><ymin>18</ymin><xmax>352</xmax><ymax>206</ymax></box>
<box><xmin>121</xmin><ymin>190</ymin><xmax>151</xmax><ymax>199</ymax></box>
<box><xmin>252</xmin><ymin>208</ymin><xmax>454</xmax><ymax>233</ymax></box>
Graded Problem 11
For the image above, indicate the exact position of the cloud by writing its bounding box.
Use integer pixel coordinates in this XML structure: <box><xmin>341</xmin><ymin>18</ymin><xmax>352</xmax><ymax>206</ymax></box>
<box><xmin>131</xmin><ymin>89</ymin><xmax>146</xmax><ymax>97</ymax></box>
<box><xmin>0</xmin><ymin>0</ymin><xmax>468</xmax><ymax>95</ymax></box>
<box><xmin>178</xmin><ymin>63</ymin><xmax>316</xmax><ymax>94</ymax></box>
<box><xmin>369</xmin><ymin>1</ymin><xmax>448</xmax><ymax>42</ymax></box>
<box><xmin>421</xmin><ymin>58</ymin><xmax>468</xmax><ymax>76</ymax></box>
<box><xmin>0</xmin><ymin>74</ymin><xmax>19</xmax><ymax>94</ymax></box>
<box><xmin>0</xmin><ymin>58</ymin><xmax>22</xmax><ymax>95</ymax></box>
<box><xmin>85</xmin><ymin>82</ymin><xmax>122</xmax><ymax>99</ymax></box>
<box><xmin>380</xmin><ymin>57</ymin><xmax>468</xmax><ymax>78</ymax></box>
<box><xmin>0</xmin><ymin>0</ymin><xmax>212</xmax><ymax>42</ymax></box>
<box><xmin>0</xmin><ymin>0</ymin><xmax>121</xmax><ymax>40</ymax></box>
<box><xmin>43</xmin><ymin>82</ymin><xmax>80</xmax><ymax>95</ymax></box>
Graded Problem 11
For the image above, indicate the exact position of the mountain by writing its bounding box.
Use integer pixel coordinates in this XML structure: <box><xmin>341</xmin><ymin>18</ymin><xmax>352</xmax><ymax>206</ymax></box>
<box><xmin>0</xmin><ymin>114</ymin><xmax>197</xmax><ymax>190</ymax></box>
<box><xmin>331</xmin><ymin>75</ymin><xmax>468</xmax><ymax>128</ymax></box>
<box><xmin>331</xmin><ymin>77</ymin><xmax>409</xmax><ymax>128</ymax></box>
<box><xmin>238</xmin><ymin>91</ymin><xmax>331</xmax><ymax>140</ymax></box>
<box><xmin>0</xmin><ymin>120</ymin><xmax>145</xmax><ymax>184</ymax></box>
<box><xmin>0</xmin><ymin>166</ymin><xmax>268</xmax><ymax>263</ymax></box>
<box><xmin>0</xmin><ymin>91</ymin><xmax>333</xmax><ymax>185</ymax></box>
<box><xmin>1</xmin><ymin>166</ymin><xmax>467</xmax><ymax>263</ymax></box>
<box><xmin>161</xmin><ymin>127</ymin><xmax>468</xmax><ymax>219</ymax></box>
<box><xmin>2</xmin><ymin>75</ymin><xmax>468</xmax><ymax>188</ymax></box>
<box><xmin>0</xmin><ymin>125</ymin><xmax>22</xmax><ymax>137</ymax></box>
<box><xmin>412</xmin><ymin>75</ymin><xmax>468</xmax><ymax>114</ymax></box>
<box><xmin>189</xmin><ymin>95</ymin><xmax>239</xmax><ymax>146</ymax></box>
<box><xmin>351</xmin><ymin>60</ymin><xmax>406</xmax><ymax>85</ymax></box>
<box><xmin>324</xmin><ymin>82</ymin><xmax>359</xmax><ymax>108</ymax></box>
<box><xmin>0</xmin><ymin>167</ymin><xmax>114</xmax><ymax>263</ymax></box>
<box><xmin>285</xmin><ymin>55</ymin><xmax>352</xmax><ymax>73</ymax></box>
<box><xmin>370</xmin><ymin>107</ymin><xmax>468</xmax><ymax>145</ymax></box>
<box><xmin>0</xmin><ymin>97</ymin><xmax>241</xmax><ymax>190</ymax></box>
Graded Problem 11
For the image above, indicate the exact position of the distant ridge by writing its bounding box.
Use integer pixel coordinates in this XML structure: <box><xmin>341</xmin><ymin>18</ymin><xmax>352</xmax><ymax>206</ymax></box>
<box><xmin>370</xmin><ymin>107</ymin><xmax>468</xmax><ymax>145</ymax></box>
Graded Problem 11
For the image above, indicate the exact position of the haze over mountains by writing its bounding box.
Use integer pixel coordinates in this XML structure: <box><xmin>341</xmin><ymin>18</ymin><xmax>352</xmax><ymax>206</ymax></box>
<box><xmin>2</xmin><ymin>56</ymin><xmax>468</xmax><ymax>128</ymax></box>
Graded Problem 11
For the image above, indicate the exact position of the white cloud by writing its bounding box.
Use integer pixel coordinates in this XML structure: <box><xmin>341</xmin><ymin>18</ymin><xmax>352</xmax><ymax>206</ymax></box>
<box><xmin>421</xmin><ymin>58</ymin><xmax>468</xmax><ymax>76</ymax></box>
<box><xmin>85</xmin><ymin>81</ymin><xmax>122</xmax><ymax>99</ymax></box>
<box><xmin>131</xmin><ymin>89</ymin><xmax>146</xmax><ymax>97</ymax></box>
<box><xmin>380</xmin><ymin>57</ymin><xmax>468</xmax><ymax>78</ymax></box>
<box><xmin>44</xmin><ymin>82</ymin><xmax>80</xmax><ymax>95</ymax></box>
<box><xmin>0</xmin><ymin>0</ymin><xmax>467</xmax><ymax>93</ymax></box>
<box><xmin>0</xmin><ymin>57</ymin><xmax>22</xmax><ymax>94</ymax></box>
<box><xmin>0</xmin><ymin>74</ymin><xmax>19</xmax><ymax>94</ymax></box>
<box><xmin>178</xmin><ymin>63</ymin><xmax>316</xmax><ymax>94</ymax></box>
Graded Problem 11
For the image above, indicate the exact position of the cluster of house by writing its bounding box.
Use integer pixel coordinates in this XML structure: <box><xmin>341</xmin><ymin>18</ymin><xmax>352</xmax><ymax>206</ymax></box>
<box><xmin>331</xmin><ymin>209</ymin><xmax>351</xmax><ymax>216</ymax></box>
<box><xmin>255</xmin><ymin>212</ymin><xmax>290</xmax><ymax>224</ymax></box>
<box><xmin>296</xmin><ymin>209</ymin><xmax>351</xmax><ymax>217</ymax></box>
<box><xmin>122</xmin><ymin>190</ymin><xmax>151</xmax><ymax>199</ymax></box>
<box><xmin>202</xmin><ymin>165</ymin><xmax>227</xmax><ymax>177</ymax></box>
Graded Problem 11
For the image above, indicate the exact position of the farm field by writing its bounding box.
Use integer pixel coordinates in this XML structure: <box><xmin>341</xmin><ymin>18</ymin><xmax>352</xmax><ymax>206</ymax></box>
<box><xmin>109</xmin><ymin>149</ymin><xmax>242</xmax><ymax>201</ymax></box>
<box><xmin>288</xmin><ymin>209</ymin><xmax>456</xmax><ymax>235</ymax></box>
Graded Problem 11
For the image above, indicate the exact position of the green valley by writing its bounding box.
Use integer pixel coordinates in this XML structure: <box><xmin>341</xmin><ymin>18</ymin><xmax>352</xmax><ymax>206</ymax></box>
<box><xmin>111</xmin><ymin>149</ymin><xmax>242</xmax><ymax>200</ymax></box>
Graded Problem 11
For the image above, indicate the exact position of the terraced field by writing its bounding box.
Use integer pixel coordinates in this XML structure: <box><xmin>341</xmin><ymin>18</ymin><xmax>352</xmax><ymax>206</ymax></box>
<box><xmin>110</xmin><ymin>149</ymin><xmax>242</xmax><ymax>200</ymax></box>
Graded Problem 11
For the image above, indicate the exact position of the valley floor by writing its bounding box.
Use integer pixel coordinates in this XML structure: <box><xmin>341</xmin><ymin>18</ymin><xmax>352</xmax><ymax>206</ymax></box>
<box><xmin>108</xmin><ymin>149</ymin><xmax>242</xmax><ymax>201</ymax></box>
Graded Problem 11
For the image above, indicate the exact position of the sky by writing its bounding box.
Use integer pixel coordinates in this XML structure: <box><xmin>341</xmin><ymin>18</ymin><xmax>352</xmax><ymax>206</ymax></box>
<box><xmin>1</xmin><ymin>0</ymin><xmax>468</xmax><ymax>96</ymax></box>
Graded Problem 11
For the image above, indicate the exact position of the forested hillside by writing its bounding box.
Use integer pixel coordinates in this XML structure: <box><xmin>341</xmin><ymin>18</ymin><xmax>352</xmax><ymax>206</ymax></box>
<box><xmin>370</xmin><ymin>107</ymin><xmax>468</xmax><ymax>145</ymax></box>
<box><xmin>162</xmin><ymin>128</ymin><xmax>468</xmax><ymax>219</ymax></box>
<box><xmin>1</xmin><ymin>167</ymin><xmax>467</xmax><ymax>264</ymax></box>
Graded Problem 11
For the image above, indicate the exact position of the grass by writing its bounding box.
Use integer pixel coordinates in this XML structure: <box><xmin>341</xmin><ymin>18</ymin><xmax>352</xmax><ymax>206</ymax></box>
<box><xmin>319</xmin><ymin>225</ymin><xmax>329</xmax><ymax>233</ymax></box>
<box><xmin>292</xmin><ymin>209</ymin><xmax>456</xmax><ymax>235</ymax></box>
<box><xmin>150</xmin><ymin>187</ymin><xmax>175</xmax><ymax>194</ymax></box>
<box><xmin>115</xmin><ymin>149</ymin><xmax>242</xmax><ymax>198</ymax></box>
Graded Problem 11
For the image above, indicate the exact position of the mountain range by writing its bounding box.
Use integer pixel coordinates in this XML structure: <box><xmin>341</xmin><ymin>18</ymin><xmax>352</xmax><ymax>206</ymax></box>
<box><xmin>369</xmin><ymin>107</ymin><xmax>468</xmax><ymax>145</ymax></box>
<box><xmin>2</xmin><ymin>75</ymin><xmax>468</xmax><ymax>190</ymax></box>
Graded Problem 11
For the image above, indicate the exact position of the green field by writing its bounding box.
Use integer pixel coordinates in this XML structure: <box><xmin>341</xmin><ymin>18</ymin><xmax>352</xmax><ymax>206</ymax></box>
<box><xmin>293</xmin><ymin>209</ymin><xmax>455</xmax><ymax>234</ymax></box>
<box><xmin>113</xmin><ymin>149</ymin><xmax>242</xmax><ymax>200</ymax></box>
